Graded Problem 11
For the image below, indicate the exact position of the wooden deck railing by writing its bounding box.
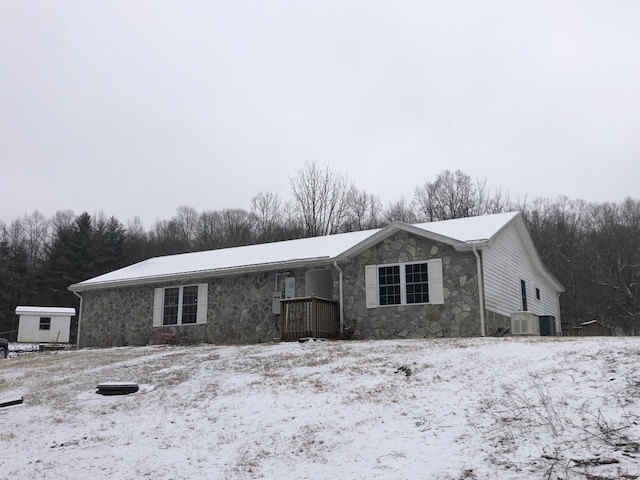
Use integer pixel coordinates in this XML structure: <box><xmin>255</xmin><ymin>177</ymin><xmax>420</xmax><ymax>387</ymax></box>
<box><xmin>280</xmin><ymin>296</ymin><xmax>340</xmax><ymax>342</ymax></box>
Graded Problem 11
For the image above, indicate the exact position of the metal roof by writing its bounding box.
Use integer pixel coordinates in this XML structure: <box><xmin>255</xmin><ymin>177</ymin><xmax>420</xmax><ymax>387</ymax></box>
<box><xmin>15</xmin><ymin>306</ymin><xmax>77</xmax><ymax>316</ymax></box>
<box><xmin>69</xmin><ymin>211</ymin><xmax>522</xmax><ymax>291</ymax></box>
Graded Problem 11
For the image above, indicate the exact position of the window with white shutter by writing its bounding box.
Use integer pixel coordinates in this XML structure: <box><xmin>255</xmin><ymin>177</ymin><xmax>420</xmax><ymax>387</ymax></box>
<box><xmin>364</xmin><ymin>259</ymin><xmax>444</xmax><ymax>307</ymax></box>
<box><xmin>152</xmin><ymin>284</ymin><xmax>208</xmax><ymax>326</ymax></box>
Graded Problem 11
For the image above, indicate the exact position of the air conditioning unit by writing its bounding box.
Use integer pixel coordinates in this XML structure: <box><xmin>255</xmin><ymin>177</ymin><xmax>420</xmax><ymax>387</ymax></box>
<box><xmin>510</xmin><ymin>312</ymin><xmax>540</xmax><ymax>335</ymax></box>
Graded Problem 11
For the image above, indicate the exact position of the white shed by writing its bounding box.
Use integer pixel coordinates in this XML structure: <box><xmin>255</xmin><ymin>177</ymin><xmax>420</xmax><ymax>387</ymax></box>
<box><xmin>15</xmin><ymin>306</ymin><xmax>76</xmax><ymax>343</ymax></box>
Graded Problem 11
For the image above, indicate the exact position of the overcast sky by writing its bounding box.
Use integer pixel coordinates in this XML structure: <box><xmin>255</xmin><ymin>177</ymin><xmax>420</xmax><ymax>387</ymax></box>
<box><xmin>1</xmin><ymin>1</ymin><xmax>639</xmax><ymax>228</ymax></box>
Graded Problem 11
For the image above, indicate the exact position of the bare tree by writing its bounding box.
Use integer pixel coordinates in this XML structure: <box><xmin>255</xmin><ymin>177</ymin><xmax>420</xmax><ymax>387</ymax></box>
<box><xmin>281</xmin><ymin>201</ymin><xmax>305</xmax><ymax>240</ymax></box>
<box><xmin>50</xmin><ymin>210</ymin><xmax>75</xmax><ymax>237</ymax></box>
<box><xmin>148</xmin><ymin>219</ymin><xmax>190</xmax><ymax>255</ymax></box>
<box><xmin>196</xmin><ymin>210</ymin><xmax>223</xmax><ymax>250</ymax></box>
<box><xmin>196</xmin><ymin>208</ymin><xmax>255</xmax><ymax>249</ymax></box>
<box><xmin>587</xmin><ymin>198</ymin><xmax>640</xmax><ymax>333</ymax></box>
<box><xmin>250</xmin><ymin>191</ymin><xmax>282</xmax><ymax>242</ymax></box>
<box><xmin>344</xmin><ymin>189</ymin><xmax>383</xmax><ymax>231</ymax></box>
<box><xmin>173</xmin><ymin>205</ymin><xmax>199</xmax><ymax>248</ymax></box>
<box><xmin>218</xmin><ymin>208</ymin><xmax>255</xmax><ymax>247</ymax></box>
<box><xmin>413</xmin><ymin>169</ymin><xmax>509</xmax><ymax>222</ymax></box>
<box><xmin>7</xmin><ymin>219</ymin><xmax>25</xmax><ymax>250</ymax></box>
<box><xmin>22</xmin><ymin>210</ymin><xmax>50</xmax><ymax>274</ymax></box>
<box><xmin>290</xmin><ymin>160</ymin><xmax>353</xmax><ymax>236</ymax></box>
<box><xmin>384</xmin><ymin>197</ymin><xmax>418</xmax><ymax>224</ymax></box>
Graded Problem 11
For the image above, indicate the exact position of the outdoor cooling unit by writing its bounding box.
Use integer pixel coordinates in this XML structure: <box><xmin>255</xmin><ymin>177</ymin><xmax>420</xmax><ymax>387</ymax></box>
<box><xmin>510</xmin><ymin>312</ymin><xmax>540</xmax><ymax>335</ymax></box>
<box><xmin>539</xmin><ymin>315</ymin><xmax>557</xmax><ymax>336</ymax></box>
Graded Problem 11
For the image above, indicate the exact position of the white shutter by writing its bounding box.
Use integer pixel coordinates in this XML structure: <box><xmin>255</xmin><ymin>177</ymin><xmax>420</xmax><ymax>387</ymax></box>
<box><xmin>196</xmin><ymin>283</ymin><xmax>208</xmax><ymax>324</ymax></box>
<box><xmin>429</xmin><ymin>258</ymin><xmax>444</xmax><ymax>305</ymax></box>
<box><xmin>153</xmin><ymin>288</ymin><xmax>164</xmax><ymax>327</ymax></box>
<box><xmin>365</xmin><ymin>265</ymin><xmax>378</xmax><ymax>309</ymax></box>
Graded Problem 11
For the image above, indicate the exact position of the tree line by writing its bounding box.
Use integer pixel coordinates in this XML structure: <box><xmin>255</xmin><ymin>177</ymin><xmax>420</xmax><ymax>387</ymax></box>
<box><xmin>1</xmin><ymin>161</ymin><xmax>638</xmax><ymax>338</ymax></box>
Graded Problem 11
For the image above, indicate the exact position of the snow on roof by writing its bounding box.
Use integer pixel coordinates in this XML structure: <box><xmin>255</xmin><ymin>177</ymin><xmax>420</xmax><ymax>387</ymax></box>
<box><xmin>413</xmin><ymin>211</ymin><xmax>519</xmax><ymax>242</ymax></box>
<box><xmin>15</xmin><ymin>306</ymin><xmax>76</xmax><ymax>316</ymax></box>
<box><xmin>72</xmin><ymin>228</ymin><xmax>379</xmax><ymax>289</ymax></box>
<box><xmin>581</xmin><ymin>320</ymin><xmax>605</xmax><ymax>326</ymax></box>
<box><xmin>70</xmin><ymin>212</ymin><xmax>521</xmax><ymax>290</ymax></box>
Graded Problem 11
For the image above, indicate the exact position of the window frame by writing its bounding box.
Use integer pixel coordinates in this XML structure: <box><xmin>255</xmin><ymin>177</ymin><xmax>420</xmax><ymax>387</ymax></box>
<box><xmin>520</xmin><ymin>279</ymin><xmax>528</xmax><ymax>311</ymax></box>
<box><xmin>153</xmin><ymin>283</ymin><xmax>208</xmax><ymax>327</ymax></box>
<box><xmin>365</xmin><ymin>258</ymin><xmax>443</xmax><ymax>309</ymax></box>
<box><xmin>376</xmin><ymin>261</ymin><xmax>431</xmax><ymax>307</ymax></box>
<box><xmin>39</xmin><ymin>317</ymin><xmax>51</xmax><ymax>331</ymax></box>
<box><xmin>162</xmin><ymin>285</ymin><xmax>200</xmax><ymax>325</ymax></box>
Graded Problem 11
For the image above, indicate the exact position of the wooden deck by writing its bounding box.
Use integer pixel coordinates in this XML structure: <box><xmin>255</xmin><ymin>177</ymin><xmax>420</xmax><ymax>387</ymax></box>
<box><xmin>280</xmin><ymin>296</ymin><xmax>340</xmax><ymax>342</ymax></box>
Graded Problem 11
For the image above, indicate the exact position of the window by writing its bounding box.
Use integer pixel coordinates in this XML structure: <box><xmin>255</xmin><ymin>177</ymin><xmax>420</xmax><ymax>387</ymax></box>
<box><xmin>535</xmin><ymin>288</ymin><xmax>541</xmax><ymax>301</ymax></box>
<box><xmin>153</xmin><ymin>284</ymin><xmax>208</xmax><ymax>327</ymax></box>
<box><xmin>521</xmin><ymin>280</ymin><xmax>528</xmax><ymax>311</ymax></box>
<box><xmin>39</xmin><ymin>317</ymin><xmax>51</xmax><ymax>331</ymax></box>
<box><xmin>366</xmin><ymin>259</ymin><xmax>443</xmax><ymax>308</ymax></box>
<box><xmin>162</xmin><ymin>286</ymin><xmax>199</xmax><ymax>325</ymax></box>
<box><xmin>378</xmin><ymin>265</ymin><xmax>401</xmax><ymax>305</ymax></box>
<box><xmin>405</xmin><ymin>263</ymin><xmax>430</xmax><ymax>304</ymax></box>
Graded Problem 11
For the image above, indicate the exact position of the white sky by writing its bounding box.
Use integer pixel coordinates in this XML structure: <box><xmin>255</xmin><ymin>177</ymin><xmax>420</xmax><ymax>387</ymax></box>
<box><xmin>1</xmin><ymin>1</ymin><xmax>639</xmax><ymax>228</ymax></box>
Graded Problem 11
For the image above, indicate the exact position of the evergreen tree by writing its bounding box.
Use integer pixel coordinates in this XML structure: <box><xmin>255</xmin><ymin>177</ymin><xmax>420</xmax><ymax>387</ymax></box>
<box><xmin>44</xmin><ymin>212</ymin><xmax>126</xmax><ymax>307</ymax></box>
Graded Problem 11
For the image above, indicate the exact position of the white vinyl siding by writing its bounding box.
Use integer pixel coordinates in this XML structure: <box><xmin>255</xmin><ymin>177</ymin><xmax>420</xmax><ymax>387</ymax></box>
<box><xmin>483</xmin><ymin>223</ymin><xmax>560</xmax><ymax>324</ymax></box>
<box><xmin>17</xmin><ymin>315</ymin><xmax>72</xmax><ymax>343</ymax></box>
<box><xmin>153</xmin><ymin>284</ymin><xmax>208</xmax><ymax>326</ymax></box>
<box><xmin>365</xmin><ymin>259</ymin><xmax>444</xmax><ymax>308</ymax></box>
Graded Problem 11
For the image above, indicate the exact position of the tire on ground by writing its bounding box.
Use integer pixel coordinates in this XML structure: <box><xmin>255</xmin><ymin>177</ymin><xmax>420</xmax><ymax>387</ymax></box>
<box><xmin>96</xmin><ymin>382</ymin><xmax>139</xmax><ymax>395</ymax></box>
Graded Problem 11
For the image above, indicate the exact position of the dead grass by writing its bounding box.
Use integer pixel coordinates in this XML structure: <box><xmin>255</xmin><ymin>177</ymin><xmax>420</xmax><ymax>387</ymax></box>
<box><xmin>475</xmin><ymin>368</ymin><xmax>640</xmax><ymax>480</ymax></box>
<box><xmin>3</xmin><ymin>338</ymin><xmax>640</xmax><ymax>480</ymax></box>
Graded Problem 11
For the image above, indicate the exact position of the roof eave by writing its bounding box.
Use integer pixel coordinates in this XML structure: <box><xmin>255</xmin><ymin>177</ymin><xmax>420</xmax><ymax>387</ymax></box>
<box><xmin>68</xmin><ymin>257</ymin><xmax>334</xmax><ymax>292</ymax></box>
<box><xmin>336</xmin><ymin>221</ymin><xmax>461</xmax><ymax>260</ymax></box>
<box><xmin>453</xmin><ymin>240</ymin><xmax>490</xmax><ymax>251</ymax></box>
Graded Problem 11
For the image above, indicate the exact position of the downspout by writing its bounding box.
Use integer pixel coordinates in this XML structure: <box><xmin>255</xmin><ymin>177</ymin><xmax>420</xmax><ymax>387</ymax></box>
<box><xmin>472</xmin><ymin>246</ymin><xmax>486</xmax><ymax>337</ymax></box>
<box><xmin>556</xmin><ymin>292</ymin><xmax>562</xmax><ymax>336</ymax></box>
<box><xmin>72</xmin><ymin>290</ymin><xmax>83</xmax><ymax>348</ymax></box>
<box><xmin>333</xmin><ymin>261</ymin><xmax>344</xmax><ymax>333</ymax></box>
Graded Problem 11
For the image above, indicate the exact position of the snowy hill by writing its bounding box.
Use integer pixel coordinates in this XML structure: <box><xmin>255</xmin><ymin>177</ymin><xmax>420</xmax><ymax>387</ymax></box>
<box><xmin>1</xmin><ymin>337</ymin><xmax>639</xmax><ymax>479</ymax></box>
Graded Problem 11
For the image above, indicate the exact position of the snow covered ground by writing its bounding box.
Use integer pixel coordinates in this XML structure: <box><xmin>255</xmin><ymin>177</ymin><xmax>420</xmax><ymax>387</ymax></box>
<box><xmin>1</xmin><ymin>337</ymin><xmax>640</xmax><ymax>479</ymax></box>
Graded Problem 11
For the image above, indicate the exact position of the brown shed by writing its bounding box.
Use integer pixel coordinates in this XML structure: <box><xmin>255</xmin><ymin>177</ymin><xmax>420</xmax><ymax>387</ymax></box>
<box><xmin>581</xmin><ymin>320</ymin><xmax>607</xmax><ymax>336</ymax></box>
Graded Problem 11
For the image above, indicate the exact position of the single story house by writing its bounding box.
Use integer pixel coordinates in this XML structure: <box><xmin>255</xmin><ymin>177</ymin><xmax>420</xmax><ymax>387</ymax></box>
<box><xmin>68</xmin><ymin>211</ymin><xmax>564</xmax><ymax>347</ymax></box>
<box><xmin>15</xmin><ymin>306</ymin><xmax>76</xmax><ymax>343</ymax></box>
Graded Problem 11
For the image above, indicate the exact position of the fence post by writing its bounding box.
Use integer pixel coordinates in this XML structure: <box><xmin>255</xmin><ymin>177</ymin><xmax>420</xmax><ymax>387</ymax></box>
<box><xmin>311</xmin><ymin>296</ymin><xmax>317</xmax><ymax>337</ymax></box>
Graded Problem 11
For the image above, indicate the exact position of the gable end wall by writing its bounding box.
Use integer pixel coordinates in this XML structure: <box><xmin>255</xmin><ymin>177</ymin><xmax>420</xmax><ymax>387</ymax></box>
<box><xmin>340</xmin><ymin>231</ymin><xmax>481</xmax><ymax>339</ymax></box>
<box><xmin>483</xmin><ymin>223</ymin><xmax>561</xmax><ymax>328</ymax></box>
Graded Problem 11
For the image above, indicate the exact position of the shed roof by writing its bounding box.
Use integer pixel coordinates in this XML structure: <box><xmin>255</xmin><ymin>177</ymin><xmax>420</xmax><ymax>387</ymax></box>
<box><xmin>15</xmin><ymin>306</ymin><xmax>76</xmax><ymax>316</ymax></box>
<box><xmin>581</xmin><ymin>320</ymin><xmax>605</xmax><ymax>326</ymax></box>
<box><xmin>70</xmin><ymin>211</ymin><xmax>523</xmax><ymax>291</ymax></box>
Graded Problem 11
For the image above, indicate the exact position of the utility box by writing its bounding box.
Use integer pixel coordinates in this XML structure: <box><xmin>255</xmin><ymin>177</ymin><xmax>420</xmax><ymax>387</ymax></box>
<box><xmin>510</xmin><ymin>311</ymin><xmax>540</xmax><ymax>335</ymax></box>
<box><xmin>272</xmin><ymin>292</ymin><xmax>282</xmax><ymax>315</ymax></box>
<box><xmin>539</xmin><ymin>315</ymin><xmax>557</xmax><ymax>336</ymax></box>
<box><xmin>284</xmin><ymin>277</ymin><xmax>296</xmax><ymax>298</ymax></box>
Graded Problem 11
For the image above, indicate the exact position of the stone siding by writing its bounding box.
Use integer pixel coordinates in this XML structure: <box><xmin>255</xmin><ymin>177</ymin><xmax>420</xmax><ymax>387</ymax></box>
<box><xmin>484</xmin><ymin>310</ymin><xmax>512</xmax><ymax>337</ymax></box>
<box><xmin>340</xmin><ymin>231</ymin><xmax>481</xmax><ymax>339</ymax></box>
<box><xmin>79</xmin><ymin>268</ymin><xmax>312</xmax><ymax>347</ymax></box>
<box><xmin>79</xmin><ymin>231</ymin><xmax>487</xmax><ymax>346</ymax></box>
